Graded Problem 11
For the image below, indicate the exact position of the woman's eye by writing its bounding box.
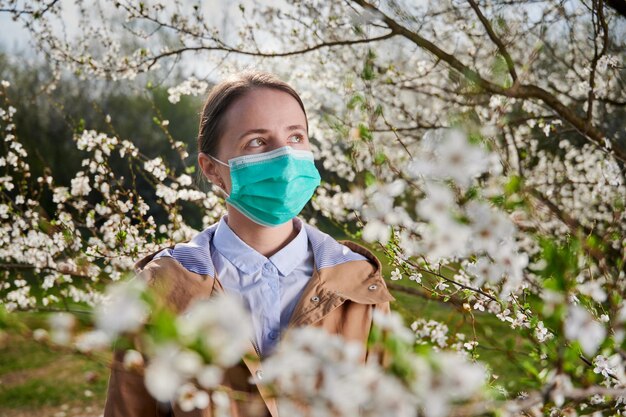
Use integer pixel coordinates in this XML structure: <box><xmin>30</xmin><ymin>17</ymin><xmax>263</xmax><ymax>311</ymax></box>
<box><xmin>247</xmin><ymin>138</ymin><xmax>264</xmax><ymax>148</ymax></box>
<box><xmin>287</xmin><ymin>134</ymin><xmax>304</xmax><ymax>143</ymax></box>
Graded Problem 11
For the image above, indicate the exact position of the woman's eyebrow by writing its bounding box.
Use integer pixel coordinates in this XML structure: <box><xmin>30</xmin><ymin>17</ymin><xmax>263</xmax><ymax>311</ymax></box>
<box><xmin>236</xmin><ymin>125</ymin><xmax>306</xmax><ymax>141</ymax></box>
<box><xmin>237</xmin><ymin>128</ymin><xmax>267</xmax><ymax>142</ymax></box>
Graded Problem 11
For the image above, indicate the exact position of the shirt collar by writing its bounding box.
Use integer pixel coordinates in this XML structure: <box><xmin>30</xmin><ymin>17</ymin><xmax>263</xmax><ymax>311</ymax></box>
<box><xmin>212</xmin><ymin>215</ymin><xmax>309</xmax><ymax>276</ymax></box>
<box><xmin>269</xmin><ymin>218</ymin><xmax>309</xmax><ymax>276</ymax></box>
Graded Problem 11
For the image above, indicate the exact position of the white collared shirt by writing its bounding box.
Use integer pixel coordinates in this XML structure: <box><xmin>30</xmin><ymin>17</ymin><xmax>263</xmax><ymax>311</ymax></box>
<box><xmin>210</xmin><ymin>215</ymin><xmax>314</xmax><ymax>356</ymax></box>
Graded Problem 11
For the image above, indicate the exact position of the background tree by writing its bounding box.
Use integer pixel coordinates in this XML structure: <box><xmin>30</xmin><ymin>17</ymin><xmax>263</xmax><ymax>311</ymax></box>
<box><xmin>0</xmin><ymin>0</ymin><xmax>625</xmax><ymax>415</ymax></box>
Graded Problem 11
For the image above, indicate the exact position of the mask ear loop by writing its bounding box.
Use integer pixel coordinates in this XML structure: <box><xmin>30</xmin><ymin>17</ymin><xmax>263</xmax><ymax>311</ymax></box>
<box><xmin>207</xmin><ymin>154</ymin><xmax>231</xmax><ymax>198</ymax></box>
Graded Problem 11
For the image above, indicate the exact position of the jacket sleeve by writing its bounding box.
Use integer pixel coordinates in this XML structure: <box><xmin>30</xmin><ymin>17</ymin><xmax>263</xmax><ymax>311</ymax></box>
<box><xmin>103</xmin><ymin>347</ymin><xmax>172</xmax><ymax>417</ymax></box>
<box><xmin>103</xmin><ymin>265</ymin><xmax>173</xmax><ymax>417</ymax></box>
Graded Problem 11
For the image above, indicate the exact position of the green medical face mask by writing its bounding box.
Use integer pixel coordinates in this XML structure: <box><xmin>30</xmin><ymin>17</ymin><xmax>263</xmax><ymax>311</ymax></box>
<box><xmin>210</xmin><ymin>146</ymin><xmax>321</xmax><ymax>227</ymax></box>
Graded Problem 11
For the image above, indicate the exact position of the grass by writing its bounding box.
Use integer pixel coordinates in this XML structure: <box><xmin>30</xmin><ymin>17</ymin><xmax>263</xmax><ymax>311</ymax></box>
<box><xmin>0</xmin><ymin>312</ymin><xmax>111</xmax><ymax>415</ymax></box>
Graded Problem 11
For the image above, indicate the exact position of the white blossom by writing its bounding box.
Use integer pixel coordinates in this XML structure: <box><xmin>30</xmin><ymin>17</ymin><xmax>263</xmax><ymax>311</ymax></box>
<box><xmin>70</xmin><ymin>173</ymin><xmax>91</xmax><ymax>197</ymax></box>
<box><xmin>176</xmin><ymin>294</ymin><xmax>253</xmax><ymax>367</ymax></box>
<box><xmin>408</xmin><ymin>351</ymin><xmax>487</xmax><ymax>417</ymax></box>
<box><xmin>258</xmin><ymin>326</ymin><xmax>417</xmax><ymax>417</ymax></box>
<box><xmin>144</xmin><ymin>157</ymin><xmax>168</xmax><ymax>181</ymax></box>
<box><xmin>564</xmin><ymin>305</ymin><xmax>606</xmax><ymax>356</ymax></box>
<box><xmin>32</xmin><ymin>328</ymin><xmax>49</xmax><ymax>342</ymax></box>
<box><xmin>197</xmin><ymin>365</ymin><xmax>223</xmax><ymax>389</ymax></box>
<box><xmin>74</xmin><ymin>329</ymin><xmax>111</xmax><ymax>352</ymax></box>
<box><xmin>144</xmin><ymin>344</ymin><xmax>185</xmax><ymax>403</ymax></box>
<box><xmin>534</xmin><ymin>321</ymin><xmax>553</xmax><ymax>343</ymax></box>
<box><xmin>372</xmin><ymin>309</ymin><xmax>414</xmax><ymax>343</ymax></box>
<box><xmin>407</xmin><ymin>129</ymin><xmax>491</xmax><ymax>190</ymax></box>
<box><xmin>409</xmin><ymin>272</ymin><xmax>422</xmax><ymax>283</ymax></box>
<box><xmin>48</xmin><ymin>312</ymin><xmax>76</xmax><ymax>345</ymax></box>
<box><xmin>362</xmin><ymin>219</ymin><xmax>390</xmax><ymax>244</ymax></box>
<box><xmin>167</xmin><ymin>77</ymin><xmax>209</xmax><ymax>104</ymax></box>
<box><xmin>390</xmin><ymin>268</ymin><xmax>402</xmax><ymax>280</ymax></box>
<box><xmin>94</xmin><ymin>278</ymin><xmax>149</xmax><ymax>338</ymax></box>
<box><xmin>123</xmin><ymin>349</ymin><xmax>145</xmax><ymax>371</ymax></box>
<box><xmin>411</xmin><ymin>319</ymin><xmax>449</xmax><ymax>348</ymax></box>
<box><xmin>176</xmin><ymin>383</ymin><xmax>210</xmax><ymax>412</ymax></box>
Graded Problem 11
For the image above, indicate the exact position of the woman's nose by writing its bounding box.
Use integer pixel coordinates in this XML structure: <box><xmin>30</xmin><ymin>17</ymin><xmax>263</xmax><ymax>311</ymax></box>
<box><xmin>267</xmin><ymin>137</ymin><xmax>293</xmax><ymax>151</ymax></box>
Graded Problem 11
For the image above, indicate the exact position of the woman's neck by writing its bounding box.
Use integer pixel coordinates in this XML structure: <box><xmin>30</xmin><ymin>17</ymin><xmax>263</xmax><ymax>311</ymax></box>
<box><xmin>225</xmin><ymin>206</ymin><xmax>298</xmax><ymax>258</ymax></box>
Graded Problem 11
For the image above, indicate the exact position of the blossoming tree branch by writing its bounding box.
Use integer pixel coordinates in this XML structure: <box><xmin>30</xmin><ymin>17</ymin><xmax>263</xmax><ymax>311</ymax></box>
<box><xmin>0</xmin><ymin>0</ymin><xmax>625</xmax><ymax>415</ymax></box>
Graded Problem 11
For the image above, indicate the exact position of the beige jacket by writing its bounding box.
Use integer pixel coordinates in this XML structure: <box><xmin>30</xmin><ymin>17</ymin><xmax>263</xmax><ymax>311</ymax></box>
<box><xmin>103</xmin><ymin>226</ymin><xmax>395</xmax><ymax>417</ymax></box>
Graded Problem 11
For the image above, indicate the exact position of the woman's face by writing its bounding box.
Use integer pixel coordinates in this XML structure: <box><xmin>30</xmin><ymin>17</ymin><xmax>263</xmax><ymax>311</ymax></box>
<box><xmin>199</xmin><ymin>87</ymin><xmax>310</xmax><ymax>194</ymax></box>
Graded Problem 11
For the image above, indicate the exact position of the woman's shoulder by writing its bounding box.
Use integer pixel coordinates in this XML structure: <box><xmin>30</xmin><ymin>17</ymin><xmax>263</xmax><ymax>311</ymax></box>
<box><xmin>305</xmin><ymin>225</ymin><xmax>382</xmax><ymax>280</ymax></box>
<box><xmin>133</xmin><ymin>223</ymin><xmax>221</xmax><ymax>277</ymax></box>
<box><xmin>135</xmin><ymin>246</ymin><xmax>215</xmax><ymax>312</ymax></box>
<box><xmin>303</xmin><ymin>224</ymin><xmax>394</xmax><ymax>304</ymax></box>
<box><xmin>302</xmin><ymin>222</ymin><xmax>382</xmax><ymax>272</ymax></box>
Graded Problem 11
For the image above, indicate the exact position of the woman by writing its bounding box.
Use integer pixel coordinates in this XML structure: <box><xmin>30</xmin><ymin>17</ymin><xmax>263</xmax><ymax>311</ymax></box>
<box><xmin>103</xmin><ymin>70</ymin><xmax>395</xmax><ymax>417</ymax></box>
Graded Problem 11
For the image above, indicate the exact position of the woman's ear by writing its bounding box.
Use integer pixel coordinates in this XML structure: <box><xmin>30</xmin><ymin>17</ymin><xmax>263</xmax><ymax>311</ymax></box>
<box><xmin>198</xmin><ymin>152</ymin><xmax>227</xmax><ymax>190</ymax></box>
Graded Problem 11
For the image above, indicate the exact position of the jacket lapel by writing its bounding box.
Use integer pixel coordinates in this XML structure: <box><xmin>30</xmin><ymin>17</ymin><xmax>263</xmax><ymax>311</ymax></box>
<box><xmin>286</xmin><ymin>240</ymin><xmax>395</xmax><ymax>329</ymax></box>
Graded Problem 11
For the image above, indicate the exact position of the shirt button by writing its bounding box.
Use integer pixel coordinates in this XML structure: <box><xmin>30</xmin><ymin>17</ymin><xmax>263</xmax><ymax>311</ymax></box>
<box><xmin>368</xmin><ymin>284</ymin><xmax>378</xmax><ymax>291</ymax></box>
<box><xmin>268</xmin><ymin>330</ymin><xmax>279</xmax><ymax>340</ymax></box>
<box><xmin>310</xmin><ymin>295</ymin><xmax>320</xmax><ymax>302</ymax></box>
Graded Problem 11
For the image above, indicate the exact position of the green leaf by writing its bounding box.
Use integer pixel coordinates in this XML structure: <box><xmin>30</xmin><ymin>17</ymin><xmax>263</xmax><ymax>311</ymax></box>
<box><xmin>505</xmin><ymin>175</ymin><xmax>523</xmax><ymax>194</ymax></box>
<box><xmin>116</xmin><ymin>230</ymin><xmax>128</xmax><ymax>246</ymax></box>
<box><xmin>347</xmin><ymin>94</ymin><xmax>365</xmax><ymax>110</ymax></box>
<box><xmin>467</xmin><ymin>132</ymin><xmax>483</xmax><ymax>145</ymax></box>
<box><xmin>364</xmin><ymin>171</ymin><xmax>377</xmax><ymax>187</ymax></box>
<box><xmin>75</xmin><ymin>118</ymin><xmax>86</xmax><ymax>133</ymax></box>
<box><xmin>361</xmin><ymin>49</ymin><xmax>377</xmax><ymax>81</ymax></box>
<box><xmin>538</xmin><ymin>238</ymin><xmax>581</xmax><ymax>292</ymax></box>
<box><xmin>520</xmin><ymin>359</ymin><xmax>539</xmax><ymax>377</ymax></box>
<box><xmin>585</xmin><ymin>234</ymin><xmax>601</xmax><ymax>250</ymax></box>
<box><xmin>491</xmin><ymin>54</ymin><xmax>513</xmax><ymax>88</ymax></box>
<box><xmin>495</xmin><ymin>16</ymin><xmax>507</xmax><ymax>32</ymax></box>
<box><xmin>358</xmin><ymin>123</ymin><xmax>372</xmax><ymax>142</ymax></box>
<box><xmin>150</xmin><ymin>308</ymin><xmax>178</xmax><ymax>343</ymax></box>
<box><xmin>519</xmin><ymin>149</ymin><xmax>528</xmax><ymax>160</ymax></box>
<box><xmin>464</xmin><ymin>186</ymin><xmax>479</xmax><ymax>201</ymax></box>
